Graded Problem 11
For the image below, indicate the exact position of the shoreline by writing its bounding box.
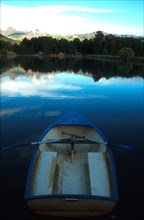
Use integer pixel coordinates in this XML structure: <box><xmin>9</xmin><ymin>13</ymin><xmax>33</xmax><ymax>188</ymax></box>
<box><xmin>1</xmin><ymin>53</ymin><xmax>144</xmax><ymax>64</ymax></box>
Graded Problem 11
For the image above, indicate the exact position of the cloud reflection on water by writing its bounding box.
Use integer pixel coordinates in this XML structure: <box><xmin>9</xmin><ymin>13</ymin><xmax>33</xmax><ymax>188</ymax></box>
<box><xmin>0</xmin><ymin>107</ymin><xmax>25</xmax><ymax>116</ymax></box>
<box><xmin>1</xmin><ymin>72</ymin><xmax>105</xmax><ymax>99</ymax></box>
<box><xmin>97</xmin><ymin>76</ymin><xmax>143</xmax><ymax>86</ymax></box>
<box><xmin>0</xmin><ymin>105</ymin><xmax>61</xmax><ymax>118</ymax></box>
<box><xmin>1</xmin><ymin>71</ymin><xmax>143</xmax><ymax>101</ymax></box>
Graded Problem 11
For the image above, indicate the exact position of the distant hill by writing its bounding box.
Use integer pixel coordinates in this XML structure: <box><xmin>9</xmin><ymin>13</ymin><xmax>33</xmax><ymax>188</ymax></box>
<box><xmin>1</xmin><ymin>26</ymin><xmax>142</xmax><ymax>42</ymax></box>
<box><xmin>0</xmin><ymin>29</ymin><xmax>101</xmax><ymax>41</ymax></box>
<box><xmin>0</xmin><ymin>33</ymin><xmax>17</xmax><ymax>56</ymax></box>
<box><xmin>1</xmin><ymin>27</ymin><xmax>48</xmax><ymax>41</ymax></box>
<box><xmin>0</xmin><ymin>33</ymin><xmax>16</xmax><ymax>44</ymax></box>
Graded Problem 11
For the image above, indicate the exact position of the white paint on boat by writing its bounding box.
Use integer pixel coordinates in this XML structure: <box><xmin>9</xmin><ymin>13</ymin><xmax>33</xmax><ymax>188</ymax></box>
<box><xmin>30</xmin><ymin>149</ymin><xmax>112</xmax><ymax>198</ymax></box>
<box><xmin>31</xmin><ymin>151</ymin><xmax>57</xmax><ymax>195</ymax></box>
<box><xmin>88</xmin><ymin>152</ymin><xmax>111</xmax><ymax>196</ymax></box>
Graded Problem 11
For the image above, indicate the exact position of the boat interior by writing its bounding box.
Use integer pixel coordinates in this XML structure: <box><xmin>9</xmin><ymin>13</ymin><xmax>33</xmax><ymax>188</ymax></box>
<box><xmin>29</xmin><ymin>125</ymin><xmax>114</xmax><ymax>199</ymax></box>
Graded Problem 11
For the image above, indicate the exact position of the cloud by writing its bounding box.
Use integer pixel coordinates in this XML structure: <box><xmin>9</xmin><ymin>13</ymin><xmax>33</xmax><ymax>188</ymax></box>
<box><xmin>1</xmin><ymin>3</ymin><xmax>141</xmax><ymax>35</ymax></box>
<box><xmin>56</xmin><ymin>5</ymin><xmax>114</xmax><ymax>13</ymax></box>
<box><xmin>1</xmin><ymin>4</ymin><xmax>87</xmax><ymax>33</ymax></box>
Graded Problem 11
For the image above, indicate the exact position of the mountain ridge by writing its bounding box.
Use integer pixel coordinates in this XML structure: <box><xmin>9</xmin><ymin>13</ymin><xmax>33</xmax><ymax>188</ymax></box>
<box><xmin>0</xmin><ymin>33</ymin><xmax>16</xmax><ymax>44</ymax></box>
<box><xmin>1</xmin><ymin>26</ymin><xmax>142</xmax><ymax>42</ymax></box>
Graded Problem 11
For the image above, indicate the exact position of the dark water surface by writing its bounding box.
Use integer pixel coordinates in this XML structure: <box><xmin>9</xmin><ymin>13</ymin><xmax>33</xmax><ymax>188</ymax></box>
<box><xmin>0</xmin><ymin>56</ymin><xmax>144</xmax><ymax>220</ymax></box>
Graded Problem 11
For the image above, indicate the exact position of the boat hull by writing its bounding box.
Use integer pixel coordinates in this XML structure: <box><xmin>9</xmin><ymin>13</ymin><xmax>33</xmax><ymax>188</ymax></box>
<box><xmin>25</xmin><ymin>112</ymin><xmax>118</xmax><ymax>217</ymax></box>
<box><xmin>27</xmin><ymin>197</ymin><xmax>116</xmax><ymax>217</ymax></box>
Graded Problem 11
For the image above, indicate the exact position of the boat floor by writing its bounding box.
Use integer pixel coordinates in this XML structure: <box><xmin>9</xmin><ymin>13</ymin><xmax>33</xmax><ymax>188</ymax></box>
<box><xmin>54</xmin><ymin>153</ymin><xmax>90</xmax><ymax>195</ymax></box>
<box><xmin>30</xmin><ymin>150</ymin><xmax>112</xmax><ymax>198</ymax></box>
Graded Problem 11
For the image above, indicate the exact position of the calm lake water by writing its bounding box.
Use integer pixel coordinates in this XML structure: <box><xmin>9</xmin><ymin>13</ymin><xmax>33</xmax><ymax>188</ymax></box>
<box><xmin>0</xmin><ymin>56</ymin><xmax>144</xmax><ymax>220</ymax></box>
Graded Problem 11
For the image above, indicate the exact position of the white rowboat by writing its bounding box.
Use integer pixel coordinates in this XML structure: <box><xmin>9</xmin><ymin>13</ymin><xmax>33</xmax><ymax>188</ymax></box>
<box><xmin>25</xmin><ymin>112</ymin><xmax>118</xmax><ymax>217</ymax></box>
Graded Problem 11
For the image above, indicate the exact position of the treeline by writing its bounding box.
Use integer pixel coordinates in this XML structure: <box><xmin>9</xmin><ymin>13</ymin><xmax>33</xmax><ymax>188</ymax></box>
<box><xmin>1</xmin><ymin>31</ymin><xmax>144</xmax><ymax>57</ymax></box>
<box><xmin>1</xmin><ymin>56</ymin><xmax>144</xmax><ymax>78</ymax></box>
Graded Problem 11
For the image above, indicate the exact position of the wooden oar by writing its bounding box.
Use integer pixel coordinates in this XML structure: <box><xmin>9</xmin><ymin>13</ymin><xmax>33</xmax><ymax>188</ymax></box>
<box><xmin>0</xmin><ymin>137</ymin><xmax>134</xmax><ymax>152</ymax></box>
<box><xmin>0</xmin><ymin>143</ymin><xmax>32</xmax><ymax>151</ymax></box>
<box><xmin>62</xmin><ymin>131</ymin><xmax>135</xmax><ymax>152</ymax></box>
<box><xmin>0</xmin><ymin>138</ymin><xmax>73</xmax><ymax>151</ymax></box>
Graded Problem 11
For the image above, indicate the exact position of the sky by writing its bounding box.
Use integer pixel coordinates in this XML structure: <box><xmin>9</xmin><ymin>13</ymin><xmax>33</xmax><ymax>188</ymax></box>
<box><xmin>0</xmin><ymin>0</ymin><xmax>143</xmax><ymax>36</ymax></box>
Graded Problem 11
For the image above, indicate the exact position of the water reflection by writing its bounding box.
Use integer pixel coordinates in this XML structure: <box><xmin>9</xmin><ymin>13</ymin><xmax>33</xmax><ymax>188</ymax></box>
<box><xmin>1</xmin><ymin>72</ymin><xmax>81</xmax><ymax>98</ymax></box>
<box><xmin>0</xmin><ymin>56</ymin><xmax>144</xmax><ymax>77</ymax></box>
<box><xmin>1</xmin><ymin>66</ymin><xmax>143</xmax><ymax>98</ymax></box>
<box><xmin>0</xmin><ymin>107</ymin><xmax>25</xmax><ymax>117</ymax></box>
<box><xmin>1</xmin><ymin>57</ymin><xmax>144</xmax><ymax>220</ymax></box>
<box><xmin>97</xmin><ymin>76</ymin><xmax>143</xmax><ymax>85</ymax></box>
<box><xmin>1</xmin><ymin>65</ymin><xmax>143</xmax><ymax>127</ymax></box>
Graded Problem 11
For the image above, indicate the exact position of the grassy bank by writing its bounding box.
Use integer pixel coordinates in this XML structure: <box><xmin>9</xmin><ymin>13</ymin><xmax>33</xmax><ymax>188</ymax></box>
<box><xmin>1</xmin><ymin>52</ymin><xmax>144</xmax><ymax>64</ymax></box>
<box><xmin>86</xmin><ymin>54</ymin><xmax>144</xmax><ymax>64</ymax></box>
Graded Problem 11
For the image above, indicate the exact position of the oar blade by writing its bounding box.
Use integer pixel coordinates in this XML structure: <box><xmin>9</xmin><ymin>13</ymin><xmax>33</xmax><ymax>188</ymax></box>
<box><xmin>109</xmin><ymin>143</ymin><xmax>135</xmax><ymax>152</ymax></box>
<box><xmin>0</xmin><ymin>143</ymin><xmax>32</xmax><ymax>151</ymax></box>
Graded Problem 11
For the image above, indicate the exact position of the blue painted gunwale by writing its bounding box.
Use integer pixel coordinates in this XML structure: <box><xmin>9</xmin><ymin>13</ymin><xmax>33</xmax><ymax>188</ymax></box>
<box><xmin>39</xmin><ymin>111</ymin><xmax>108</xmax><ymax>143</ymax></box>
<box><xmin>25</xmin><ymin>112</ymin><xmax>118</xmax><ymax>202</ymax></box>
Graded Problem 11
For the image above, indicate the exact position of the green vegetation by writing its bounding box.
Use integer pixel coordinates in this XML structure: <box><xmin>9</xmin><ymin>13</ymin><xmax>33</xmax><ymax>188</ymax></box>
<box><xmin>0</xmin><ymin>39</ymin><xmax>13</xmax><ymax>56</ymax></box>
<box><xmin>0</xmin><ymin>31</ymin><xmax>144</xmax><ymax>58</ymax></box>
<box><xmin>0</xmin><ymin>34</ymin><xmax>19</xmax><ymax>56</ymax></box>
<box><xmin>119</xmin><ymin>47</ymin><xmax>135</xmax><ymax>61</ymax></box>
